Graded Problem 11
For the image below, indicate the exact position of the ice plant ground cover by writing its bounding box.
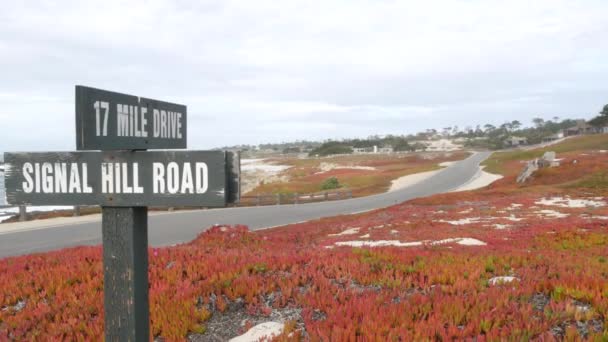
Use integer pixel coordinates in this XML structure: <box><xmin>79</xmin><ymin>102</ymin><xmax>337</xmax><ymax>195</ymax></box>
<box><xmin>1</xmin><ymin>136</ymin><xmax>608</xmax><ymax>340</ymax></box>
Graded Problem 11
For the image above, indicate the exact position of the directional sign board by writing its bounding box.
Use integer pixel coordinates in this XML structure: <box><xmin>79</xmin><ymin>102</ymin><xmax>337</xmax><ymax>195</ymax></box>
<box><xmin>76</xmin><ymin>85</ymin><xmax>187</xmax><ymax>150</ymax></box>
<box><xmin>4</xmin><ymin>151</ymin><xmax>229</xmax><ymax>207</ymax></box>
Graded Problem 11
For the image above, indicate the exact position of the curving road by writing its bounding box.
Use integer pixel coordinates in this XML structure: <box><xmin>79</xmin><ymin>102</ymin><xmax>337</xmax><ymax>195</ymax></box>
<box><xmin>0</xmin><ymin>152</ymin><xmax>491</xmax><ymax>258</ymax></box>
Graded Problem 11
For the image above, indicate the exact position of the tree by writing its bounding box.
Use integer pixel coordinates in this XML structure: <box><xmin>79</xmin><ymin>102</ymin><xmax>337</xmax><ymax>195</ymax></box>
<box><xmin>532</xmin><ymin>117</ymin><xmax>545</xmax><ymax>128</ymax></box>
<box><xmin>511</xmin><ymin>120</ymin><xmax>522</xmax><ymax>131</ymax></box>
<box><xmin>589</xmin><ymin>104</ymin><xmax>608</xmax><ymax>127</ymax></box>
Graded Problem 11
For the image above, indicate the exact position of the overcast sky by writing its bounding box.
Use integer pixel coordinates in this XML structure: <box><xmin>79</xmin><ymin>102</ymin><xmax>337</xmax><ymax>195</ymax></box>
<box><xmin>1</xmin><ymin>0</ymin><xmax>607</xmax><ymax>151</ymax></box>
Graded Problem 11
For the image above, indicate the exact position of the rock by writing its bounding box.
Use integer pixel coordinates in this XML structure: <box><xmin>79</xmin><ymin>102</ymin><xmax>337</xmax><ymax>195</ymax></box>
<box><xmin>488</xmin><ymin>276</ymin><xmax>519</xmax><ymax>285</ymax></box>
<box><xmin>229</xmin><ymin>322</ymin><xmax>284</xmax><ymax>342</ymax></box>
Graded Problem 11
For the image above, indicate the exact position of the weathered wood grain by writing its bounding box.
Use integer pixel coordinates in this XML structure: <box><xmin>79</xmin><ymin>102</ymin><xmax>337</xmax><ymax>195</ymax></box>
<box><xmin>102</xmin><ymin>207</ymin><xmax>149</xmax><ymax>341</ymax></box>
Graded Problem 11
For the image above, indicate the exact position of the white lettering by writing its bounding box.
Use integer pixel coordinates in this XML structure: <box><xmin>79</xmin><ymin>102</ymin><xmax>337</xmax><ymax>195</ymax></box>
<box><xmin>166</xmin><ymin>162</ymin><xmax>179</xmax><ymax>194</ymax></box>
<box><xmin>102</xmin><ymin>163</ymin><xmax>113</xmax><ymax>193</ymax></box>
<box><xmin>181</xmin><ymin>162</ymin><xmax>194</xmax><ymax>193</ymax></box>
<box><xmin>42</xmin><ymin>163</ymin><xmax>53</xmax><ymax>193</ymax></box>
<box><xmin>140</xmin><ymin>108</ymin><xmax>148</xmax><ymax>138</ymax></box>
<box><xmin>195</xmin><ymin>163</ymin><xmax>208</xmax><ymax>194</ymax></box>
<box><xmin>114</xmin><ymin>163</ymin><xmax>121</xmax><ymax>193</ymax></box>
<box><xmin>160</xmin><ymin>110</ymin><xmax>167</xmax><ymax>138</ymax></box>
<box><xmin>153</xmin><ymin>109</ymin><xmax>160</xmax><ymax>138</ymax></box>
<box><xmin>117</xmin><ymin>104</ymin><xmax>129</xmax><ymax>136</ymax></box>
<box><xmin>133</xmin><ymin>163</ymin><xmax>144</xmax><ymax>193</ymax></box>
<box><xmin>122</xmin><ymin>163</ymin><xmax>133</xmax><ymax>194</ymax></box>
<box><xmin>153</xmin><ymin>163</ymin><xmax>165</xmax><ymax>193</ymax></box>
<box><xmin>35</xmin><ymin>163</ymin><xmax>41</xmax><ymax>193</ymax></box>
<box><xmin>68</xmin><ymin>163</ymin><xmax>81</xmax><ymax>193</ymax></box>
<box><xmin>22</xmin><ymin>163</ymin><xmax>34</xmax><ymax>193</ymax></box>
<box><xmin>82</xmin><ymin>164</ymin><xmax>93</xmax><ymax>193</ymax></box>
<box><xmin>54</xmin><ymin>163</ymin><xmax>67</xmax><ymax>193</ymax></box>
<box><xmin>176</xmin><ymin>113</ymin><xmax>182</xmax><ymax>139</ymax></box>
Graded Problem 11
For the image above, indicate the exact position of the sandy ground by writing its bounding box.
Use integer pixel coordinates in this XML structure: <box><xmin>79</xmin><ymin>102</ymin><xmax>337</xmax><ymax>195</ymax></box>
<box><xmin>451</xmin><ymin>166</ymin><xmax>503</xmax><ymax>192</ymax></box>
<box><xmin>388</xmin><ymin>170</ymin><xmax>442</xmax><ymax>192</ymax></box>
<box><xmin>241</xmin><ymin>159</ymin><xmax>291</xmax><ymax>194</ymax></box>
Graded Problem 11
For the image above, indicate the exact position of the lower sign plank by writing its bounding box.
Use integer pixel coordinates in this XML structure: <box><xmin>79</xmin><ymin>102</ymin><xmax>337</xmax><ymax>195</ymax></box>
<box><xmin>4</xmin><ymin>151</ymin><xmax>230</xmax><ymax>207</ymax></box>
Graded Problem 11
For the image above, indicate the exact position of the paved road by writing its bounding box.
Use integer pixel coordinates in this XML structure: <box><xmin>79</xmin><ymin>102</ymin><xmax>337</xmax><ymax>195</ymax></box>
<box><xmin>0</xmin><ymin>152</ymin><xmax>491</xmax><ymax>258</ymax></box>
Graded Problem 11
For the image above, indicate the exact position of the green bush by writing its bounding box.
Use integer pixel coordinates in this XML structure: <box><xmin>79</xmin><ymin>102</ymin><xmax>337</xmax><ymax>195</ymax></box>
<box><xmin>320</xmin><ymin>177</ymin><xmax>341</xmax><ymax>190</ymax></box>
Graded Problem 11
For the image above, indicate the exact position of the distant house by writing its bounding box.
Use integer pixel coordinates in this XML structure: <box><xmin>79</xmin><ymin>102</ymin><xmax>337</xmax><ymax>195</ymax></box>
<box><xmin>564</xmin><ymin>120</ymin><xmax>596</xmax><ymax>136</ymax></box>
<box><xmin>378</xmin><ymin>146</ymin><xmax>394</xmax><ymax>153</ymax></box>
<box><xmin>352</xmin><ymin>147</ymin><xmax>374</xmax><ymax>154</ymax></box>
<box><xmin>504</xmin><ymin>136</ymin><xmax>528</xmax><ymax>147</ymax></box>
<box><xmin>541</xmin><ymin>130</ymin><xmax>564</xmax><ymax>144</ymax></box>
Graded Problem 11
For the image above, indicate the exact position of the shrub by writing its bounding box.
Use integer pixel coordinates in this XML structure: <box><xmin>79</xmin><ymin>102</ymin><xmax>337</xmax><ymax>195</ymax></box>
<box><xmin>320</xmin><ymin>177</ymin><xmax>341</xmax><ymax>190</ymax></box>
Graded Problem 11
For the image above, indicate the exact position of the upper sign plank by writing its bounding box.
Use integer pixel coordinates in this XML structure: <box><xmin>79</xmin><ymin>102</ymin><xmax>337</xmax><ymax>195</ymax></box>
<box><xmin>76</xmin><ymin>86</ymin><xmax>187</xmax><ymax>150</ymax></box>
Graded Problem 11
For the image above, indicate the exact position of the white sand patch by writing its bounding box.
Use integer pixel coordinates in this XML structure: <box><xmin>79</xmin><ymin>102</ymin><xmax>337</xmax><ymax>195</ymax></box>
<box><xmin>536</xmin><ymin>210</ymin><xmax>570</xmax><ymax>218</ymax></box>
<box><xmin>535</xmin><ymin>197</ymin><xmax>606</xmax><ymax>208</ymax></box>
<box><xmin>389</xmin><ymin>170</ymin><xmax>442</xmax><ymax>192</ymax></box>
<box><xmin>315</xmin><ymin>162</ymin><xmax>376</xmax><ymax>174</ymax></box>
<box><xmin>359</xmin><ymin>234</ymin><xmax>370</xmax><ymax>238</ymax></box>
<box><xmin>230</xmin><ymin>322</ymin><xmax>284</xmax><ymax>342</ymax></box>
<box><xmin>504</xmin><ymin>215</ymin><xmax>525</xmax><ymax>222</ymax></box>
<box><xmin>431</xmin><ymin>238</ymin><xmax>487</xmax><ymax>246</ymax></box>
<box><xmin>489</xmin><ymin>276</ymin><xmax>519</xmax><ymax>285</ymax></box>
<box><xmin>440</xmin><ymin>217</ymin><xmax>485</xmax><ymax>225</ymax></box>
<box><xmin>451</xmin><ymin>166</ymin><xmax>503</xmax><ymax>192</ymax></box>
<box><xmin>328</xmin><ymin>227</ymin><xmax>360</xmax><ymax>236</ymax></box>
<box><xmin>417</xmin><ymin>139</ymin><xmax>463</xmax><ymax>152</ymax></box>
<box><xmin>335</xmin><ymin>240</ymin><xmax>423</xmax><ymax>247</ymax></box>
<box><xmin>493</xmin><ymin>224</ymin><xmax>512</xmax><ymax>230</ymax></box>
<box><xmin>241</xmin><ymin>159</ymin><xmax>291</xmax><ymax>194</ymax></box>
<box><xmin>335</xmin><ymin>237</ymin><xmax>486</xmax><ymax>248</ymax></box>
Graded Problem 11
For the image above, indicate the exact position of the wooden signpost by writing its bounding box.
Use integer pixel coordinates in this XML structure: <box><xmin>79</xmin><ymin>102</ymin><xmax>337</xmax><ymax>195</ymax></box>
<box><xmin>4</xmin><ymin>86</ymin><xmax>240</xmax><ymax>341</ymax></box>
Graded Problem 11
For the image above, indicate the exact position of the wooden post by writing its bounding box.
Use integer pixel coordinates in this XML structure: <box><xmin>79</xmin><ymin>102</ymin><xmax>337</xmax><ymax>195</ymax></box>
<box><xmin>19</xmin><ymin>205</ymin><xmax>26</xmax><ymax>222</ymax></box>
<box><xmin>102</xmin><ymin>207</ymin><xmax>149</xmax><ymax>342</ymax></box>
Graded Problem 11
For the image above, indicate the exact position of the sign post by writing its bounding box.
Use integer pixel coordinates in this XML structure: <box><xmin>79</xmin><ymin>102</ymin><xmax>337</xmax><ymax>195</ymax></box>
<box><xmin>3</xmin><ymin>86</ymin><xmax>239</xmax><ymax>341</ymax></box>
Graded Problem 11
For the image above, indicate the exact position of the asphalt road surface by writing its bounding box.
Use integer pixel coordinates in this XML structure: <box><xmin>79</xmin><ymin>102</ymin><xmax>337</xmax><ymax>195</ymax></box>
<box><xmin>0</xmin><ymin>151</ymin><xmax>491</xmax><ymax>258</ymax></box>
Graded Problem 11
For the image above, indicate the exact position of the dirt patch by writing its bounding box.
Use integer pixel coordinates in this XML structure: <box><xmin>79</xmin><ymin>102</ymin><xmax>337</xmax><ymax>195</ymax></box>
<box><xmin>187</xmin><ymin>293</ymin><xmax>304</xmax><ymax>341</ymax></box>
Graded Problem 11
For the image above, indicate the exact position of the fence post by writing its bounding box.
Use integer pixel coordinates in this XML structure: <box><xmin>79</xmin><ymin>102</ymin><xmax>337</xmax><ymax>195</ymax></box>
<box><xmin>294</xmin><ymin>193</ymin><xmax>299</xmax><ymax>205</ymax></box>
<box><xmin>276</xmin><ymin>193</ymin><xmax>281</xmax><ymax>205</ymax></box>
<box><xmin>73</xmin><ymin>206</ymin><xmax>81</xmax><ymax>217</ymax></box>
<box><xmin>19</xmin><ymin>205</ymin><xmax>27</xmax><ymax>222</ymax></box>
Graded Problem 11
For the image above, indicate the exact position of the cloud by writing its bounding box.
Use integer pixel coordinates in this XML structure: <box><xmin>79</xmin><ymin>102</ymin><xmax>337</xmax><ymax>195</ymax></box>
<box><xmin>1</xmin><ymin>0</ymin><xmax>607</xmax><ymax>150</ymax></box>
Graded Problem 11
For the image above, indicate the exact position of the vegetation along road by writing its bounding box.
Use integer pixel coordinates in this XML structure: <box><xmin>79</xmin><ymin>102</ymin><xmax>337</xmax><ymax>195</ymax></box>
<box><xmin>0</xmin><ymin>152</ymin><xmax>491</xmax><ymax>258</ymax></box>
